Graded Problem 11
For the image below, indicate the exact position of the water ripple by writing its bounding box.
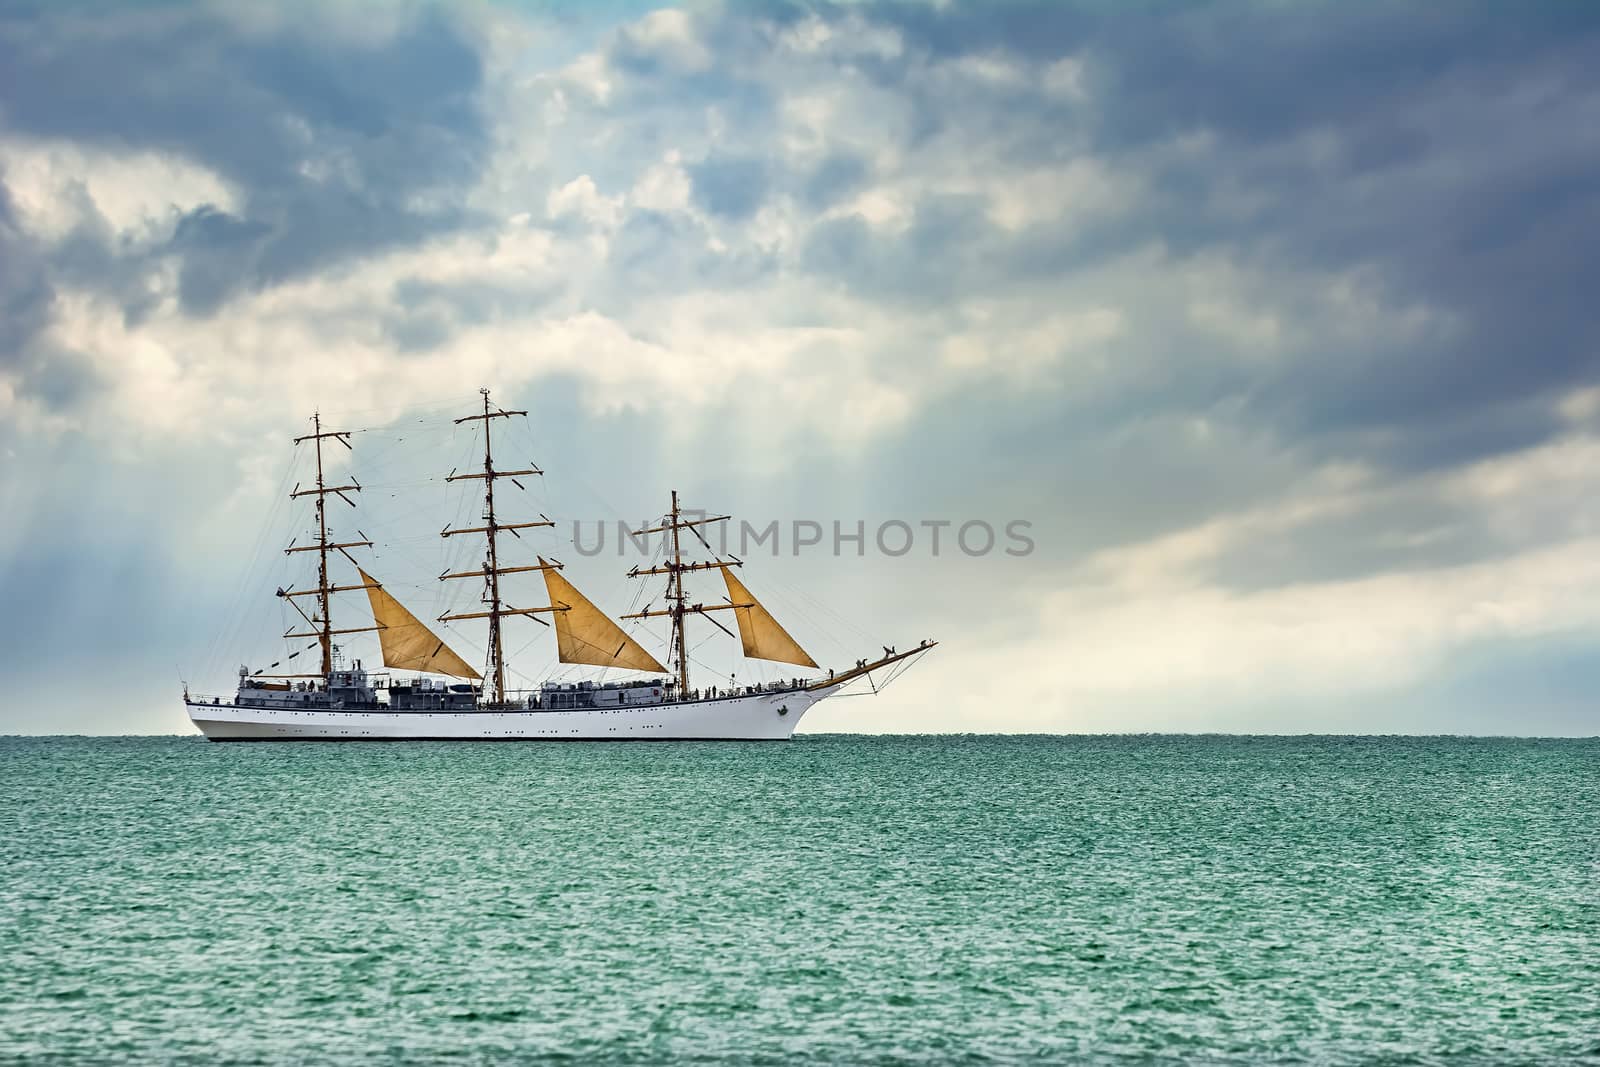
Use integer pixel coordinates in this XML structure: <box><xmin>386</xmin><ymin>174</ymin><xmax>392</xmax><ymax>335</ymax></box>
<box><xmin>0</xmin><ymin>735</ymin><xmax>1595</xmax><ymax>1064</ymax></box>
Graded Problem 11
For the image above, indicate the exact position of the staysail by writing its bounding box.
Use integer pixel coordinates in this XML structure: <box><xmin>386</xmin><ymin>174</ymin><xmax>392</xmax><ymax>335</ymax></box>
<box><xmin>358</xmin><ymin>568</ymin><xmax>482</xmax><ymax>679</ymax></box>
<box><xmin>541</xmin><ymin>559</ymin><xmax>668</xmax><ymax>673</ymax></box>
<box><xmin>720</xmin><ymin>566</ymin><xmax>818</xmax><ymax>668</ymax></box>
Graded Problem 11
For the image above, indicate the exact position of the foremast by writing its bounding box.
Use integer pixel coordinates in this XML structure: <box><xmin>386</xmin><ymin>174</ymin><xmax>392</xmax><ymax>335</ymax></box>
<box><xmin>624</xmin><ymin>491</ymin><xmax>732</xmax><ymax>693</ymax></box>
<box><xmin>623</xmin><ymin>492</ymin><xmax>817</xmax><ymax>696</ymax></box>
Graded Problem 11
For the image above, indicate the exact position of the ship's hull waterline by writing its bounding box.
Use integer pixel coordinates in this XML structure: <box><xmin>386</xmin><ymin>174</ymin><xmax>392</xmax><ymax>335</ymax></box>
<box><xmin>186</xmin><ymin>688</ymin><xmax>832</xmax><ymax>741</ymax></box>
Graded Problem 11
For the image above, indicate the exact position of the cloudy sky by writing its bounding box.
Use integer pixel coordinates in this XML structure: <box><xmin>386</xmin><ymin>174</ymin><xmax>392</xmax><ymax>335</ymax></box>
<box><xmin>2</xmin><ymin>1</ymin><xmax>1598</xmax><ymax>735</ymax></box>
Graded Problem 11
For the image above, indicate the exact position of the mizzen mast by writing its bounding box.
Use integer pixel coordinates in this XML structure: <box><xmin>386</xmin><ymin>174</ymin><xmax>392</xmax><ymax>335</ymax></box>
<box><xmin>438</xmin><ymin>388</ymin><xmax>557</xmax><ymax>706</ymax></box>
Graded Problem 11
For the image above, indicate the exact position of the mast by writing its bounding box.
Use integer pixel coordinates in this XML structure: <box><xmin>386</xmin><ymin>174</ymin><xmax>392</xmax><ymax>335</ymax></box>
<box><xmin>284</xmin><ymin>415</ymin><xmax>371</xmax><ymax>678</ymax></box>
<box><xmin>439</xmin><ymin>388</ymin><xmax>555</xmax><ymax>705</ymax></box>
<box><xmin>669</xmin><ymin>490</ymin><xmax>687</xmax><ymax>694</ymax></box>
<box><xmin>313</xmin><ymin>416</ymin><xmax>332</xmax><ymax>675</ymax></box>
<box><xmin>623</xmin><ymin>491</ymin><xmax>734</xmax><ymax>696</ymax></box>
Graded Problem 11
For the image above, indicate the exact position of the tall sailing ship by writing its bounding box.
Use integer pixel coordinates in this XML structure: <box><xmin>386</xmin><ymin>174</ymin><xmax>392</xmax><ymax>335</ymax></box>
<box><xmin>184</xmin><ymin>390</ymin><xmax>934</xmax><ymax>741</ymax></box>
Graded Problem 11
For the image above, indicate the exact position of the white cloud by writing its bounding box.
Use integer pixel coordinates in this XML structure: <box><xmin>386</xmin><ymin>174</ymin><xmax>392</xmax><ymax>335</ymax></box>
<box><xmin>1557</xmin><ymin>384</ymin><xmax>1600</xmax><ymax>424</ymax></box>
<box><xmin>547</xmin><ymin>174</ymin><xmax>624</xmax><ymax>229</ymax></box>
<box><xmin>779</xmin><ymin>12</ymin><xmax>903</xmax><ymax>62</ymax></box>
<box><xmin>941</xmin><ymin>305</ymin><xmax>1123</xmax><ymax>383</ymax></box>
<box><xmin>0</xmin><ymin>138</ymin><xmax>236</xmax><ymax>241</ymax></box>
<box><xmin>1042</xmin><ymin>56</ymin><xmax>1087</xmax><ymax>100</ymax></box>
<box><xmin>985</xmin><ymin>159</ymin><xmax>1132</xmax><ymax>233</ymax></box>
<box><xmin>623</xmin><ymin>8</ymin><xmax>713</xmax><ymax>73</ymax></box>
<box><xmin>630</xmin><ymin>151</ymin><xmax>694</xmax><ymax>213</ymax></box>
<box><xmin>834</xmin><ymin>441</ymin><xmax>1600</xmax><ymax>734</ymax></box>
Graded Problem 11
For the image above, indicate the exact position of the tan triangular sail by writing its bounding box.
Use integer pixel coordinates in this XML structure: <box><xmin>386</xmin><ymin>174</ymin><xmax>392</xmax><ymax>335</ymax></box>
<box><xmin>358</xmin><ymin>568</ymin><xmax>482</xmax><ymax>679</ymax></box>
<box><xmin>720</xmin><ymin>566</ymin><xmax>818</xmax><ymax>668</ymax></box>
<box><xmin>541</xmin><ymin>560</ymin><xmax>667</xmax><ymax>673</ymax></box>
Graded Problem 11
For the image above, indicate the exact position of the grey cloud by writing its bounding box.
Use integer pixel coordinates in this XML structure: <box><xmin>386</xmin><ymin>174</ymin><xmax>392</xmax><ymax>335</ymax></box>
<box><xmin>688</xmin><ymin>155</ymin><xmax>768</xmax><ymax>220</ymax></box>
<box><xmin>873</xmin><ymin>387</ymin><xmax>1310</xmax><ymax>568</ymax></box>
<box><xmin>0</xmin><ymin>175</ymin><xmax>54</xmax><ymax>362</ymax></box>
<box><xmin>0</xmin><ymin>7</ymin><xmax>484</xmax><ymax>192</ymax></box>
<box><xmin>801</xmin><ymin>194</ymin><xmax>994</xmax><ymax>306</ymax></box>
<box><xmin>1087</xmin><ymin>8</ymin><xmax>1600</xmax><ymax>472</ymax></box>
<box><xmin>802</xmin><ymin>152</ymin><xmax>871</xmax><ymax>210</ymax></box>
<box><xmin>0</xmin><ymin>5</ymin><xmax>489</xmax><ymax>319</ymax></box>
<box><xmin>384</xmin><ymin>308</ymin><xmax>454</xmax><ymax>354</ymax></box>
<box><xmin>0</xmin><ymin>175</ymin><xmax>98</xmax><ymax>411</ymax></box>
<box><xmin>18</xmin><ymin>344</ymin><xmax>101</xmax><ymax>412</ymax></box>
<box><xmin>601</xmin><ymin>208</ymin><xmax>777</xmax><ymax>303</ymax></box>
<box><xmin>382</xmin><ymin>276</ymin><xmax>562</xmax><ymax>353</ymax></box>
<box><xmin>0</xmin><ymin>249</ymin><xmax>54</xmax><ymax>366</ymax></box>
<box><xmin>7</xmin><ymin>0</ymin><xmax>1598</xmax><ymax>599</ymax></box>
<box><xmin>169</xmin><ymin>206</ymin><xmax>272</xmax><ymax>317</ymax></box>
<box><xmin>1205</xmin><ymin>495</ymin><xmax>1509</xmax><ymax>595</ymax></box>
<box><xmin>722</xmin><ymin>2</ymin><xmax>1600</xmax><ymax>479</ymax></box>
<box><xmin>546</xmin><ymin>2</ymin><xmax>1600</xmax><ymax>572</ymax></box>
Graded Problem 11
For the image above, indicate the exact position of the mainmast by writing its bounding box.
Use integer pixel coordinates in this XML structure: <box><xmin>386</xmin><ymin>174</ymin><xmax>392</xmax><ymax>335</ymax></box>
<box><xmin>669</xmin><ymin>491</ymin><xmax>686</xmax><ymax>694</ymax></box>
<box><xmin>438</xmin><ymin>388</ymin><xmax>556</xmax><ymax>705</ymax></box>
<box><xmin>283</xmin><ymin>414</ymin><xmax>372</xmax><ymax>678</ymax></box>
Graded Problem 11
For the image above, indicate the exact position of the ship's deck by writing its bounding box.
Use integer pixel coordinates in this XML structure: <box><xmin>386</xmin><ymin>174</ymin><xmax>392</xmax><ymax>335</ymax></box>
<box><xmin>188</xmin><ymin>677</ymin><xmax>823</xmax><ymax>715</ymax></box>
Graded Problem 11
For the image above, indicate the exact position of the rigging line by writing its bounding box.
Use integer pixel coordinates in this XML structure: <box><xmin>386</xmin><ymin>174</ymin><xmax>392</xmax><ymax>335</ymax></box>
<box><xmin>503</xmin><ymin>627</ymin><xmax>549</xmax><ymax>665</ymax></box>
<box><xmin>355</xmin><ymin>424</ymin><xmax>461</xmax><ymax>442</ymax></box>
<box><xmin>199</xmin><ymin>447</ymin><xmax>299</xmax><ymax>677</ymax></box>
<box><xmin>753</xmin><ymin>583</ymin><xmax>877</xmax><ymax>667</ymax></box>
<box><xmin>368</xmin><ymin>537</ymin><xmax>449</xmax><ymax>584</ymax></box>
<box><xmin>316</xmin><ymin>394</ymin><xmax>487</xmax><ymax>426</ymax></box>
<box><xmin>205</xmin><ymin>482</ymin><xmax>301</xmax><ymax>684</ymax></box>
<box><xmin>355</xmin><ymin>497</ymin><xmax>455</xmax><ymax>533</ymax></box>
<box><xmin>767</xmin><ymin>572</ymin><xmax>878</xmax><ymax>646</ymax></box>
<box><xmin>750</xmin><ymin>588</ymin><xmax>854</xmax><ymax>666</ymax></box>
<box><xmin>203</xmin><ymin>514</ymin><xmax>270</xmax><ymax>672</ymax></box>
<box><xmin>493</xmin><ymin>618</ymin><xmax>558</xmax><ymax>688</ymax></box>
<box><xmin>350</xmin><ymin>407</ymin><xmax>484</xmax><ymax>430</ymax></box>
<box><xmin>502</xmin><ymin>644</ymin><xmax>559</xmax><ymax>691</ymax></box>
<box><xmin>681</xmin><ymin>631</ymin><xmax>745</xmax><ymax>687</ymax></box>
<box><xmin>351</xmin><ymin>480</ymin><xmax>453</xmax><ymax>493</ymax></box>
<box><xmin>540</xmin><ymin>447</ymin><xmax>648</xmax><ymax>546</ymax></box>
<box><xmin>354</xmin><ymin>421</ymin><xmax>463</xmax><ymax>441</ymax></box>
<box><xmin>827</xmin><ymin>649</ymin><xmax>929</xmax><ymax>699</ymax></box>
<box><xmin>337</xmin><ymin>401</ymin><xmax>481</xmax><ymax>425</ymax></box>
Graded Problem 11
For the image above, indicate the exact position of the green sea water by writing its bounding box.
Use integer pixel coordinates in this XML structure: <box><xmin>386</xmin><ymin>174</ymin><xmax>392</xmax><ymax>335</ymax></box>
<box><xmin>1</xmin><ymin>735</ymin><xmax>1595</xmax><ymax>1065</ymax></box>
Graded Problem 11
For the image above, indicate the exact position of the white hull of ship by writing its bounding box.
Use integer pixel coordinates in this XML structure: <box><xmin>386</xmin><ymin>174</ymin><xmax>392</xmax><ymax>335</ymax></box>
<box><xmin>186</xmin><ymin>688</ymin><xmax>833</xmax><ymax>742</ymax></box>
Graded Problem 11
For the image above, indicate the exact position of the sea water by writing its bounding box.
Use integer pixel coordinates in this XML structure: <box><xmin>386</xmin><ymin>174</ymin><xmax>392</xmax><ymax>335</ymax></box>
<box><xmin>1</xmin><ymin>735</ymin><xmax>1595</xmax><ymax>1064</ymax></box>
